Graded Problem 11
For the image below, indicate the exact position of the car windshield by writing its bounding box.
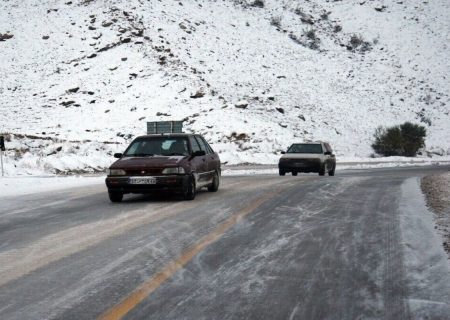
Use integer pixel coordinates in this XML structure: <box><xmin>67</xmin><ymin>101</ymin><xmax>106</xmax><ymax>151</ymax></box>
<box><xmin>124</xmin><ymin>137</ymin><xmax>189</xmax><ymax>157</ymax></box>
<box><xmin>287</xmin><ymin>143</ymin><xmax>323</xmax><ymax>154</ymax></box>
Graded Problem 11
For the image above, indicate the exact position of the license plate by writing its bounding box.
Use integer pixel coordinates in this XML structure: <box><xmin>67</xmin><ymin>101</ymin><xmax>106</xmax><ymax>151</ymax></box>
<box><xmin>129</xmin><ymin>177</ymin><xmax>157</xmax><ymax>184</ymax></box>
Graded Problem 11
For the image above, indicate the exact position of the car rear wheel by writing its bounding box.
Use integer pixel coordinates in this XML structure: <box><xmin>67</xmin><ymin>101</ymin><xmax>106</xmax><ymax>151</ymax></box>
<box><xmin>208</xmin><ymin>172</ymin><xmax>220</xmax><ymax>192</ymax></box>
<box><xmin>329</xmin><ymin>168</ymin><xmax>335</xmax><ymax>176</ymax></box>
<box><xmin>183</xmin><ymin>176</ymin><xmax>196</xmax><ymax>200</ymax></box>
<box><xmin>292</xmin><ymin>172</ymin><xmax>298</xmax><ymax>176</ymax></box>
<box><xmin>108</xmin><ymin>191</ymin><xmax>123</xmax><ymax>203</ymax></box>
<box><xmin>279</xmin><ymin>169</ymin><xmax>286</xmax><ymax>176</ymax></box>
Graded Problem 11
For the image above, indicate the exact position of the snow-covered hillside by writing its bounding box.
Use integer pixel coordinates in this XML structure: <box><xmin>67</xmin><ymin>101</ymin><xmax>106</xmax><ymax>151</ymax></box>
<box><xmin>1</xmin><ymin>0</ymin><xmax>449</xmax><ymax>174</ymax></box>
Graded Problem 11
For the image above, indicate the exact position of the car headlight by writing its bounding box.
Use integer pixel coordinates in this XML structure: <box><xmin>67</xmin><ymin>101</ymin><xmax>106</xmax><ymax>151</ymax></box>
<box><xmin>162</xmin><ymin>167</ymin><xmax>185</xmax><ymax>174</ymax></box>
<box><xmin>107</xmin><ymin>169</ymin><xmax>126</xmax><ymax>176</ymax></box>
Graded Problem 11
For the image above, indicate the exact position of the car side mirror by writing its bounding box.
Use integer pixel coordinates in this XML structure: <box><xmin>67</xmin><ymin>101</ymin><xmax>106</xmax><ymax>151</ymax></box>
<box><xmin>324</xmin><ymin>151</ymin><xmax>332</xmax><ymax>156</ymax></box>
<box><xmin>281</xmin><ymin>151</ymin><xmax>286</xmax><ymax>154</ymax></box>
<box><xmin>114</xmin><ymin>153</ymin><xmax>123</xmax><ymax>158</ymax></box>
<box><xmin>192</xmin><ymin>150</ymin><xmax>206</xmax><ymax>157</ymax></box>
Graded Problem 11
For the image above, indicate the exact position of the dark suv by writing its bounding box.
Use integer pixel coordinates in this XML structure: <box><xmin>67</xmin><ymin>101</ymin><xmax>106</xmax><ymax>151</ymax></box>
<box><xmin>105</xmin><ymin>134</ymin><xmax>221</xmax><ymax>202</ymax></box>
<box><xmin>278</xmin><ymin>142</ymin><xmax>336</xmax><ymax>176</ymax></box>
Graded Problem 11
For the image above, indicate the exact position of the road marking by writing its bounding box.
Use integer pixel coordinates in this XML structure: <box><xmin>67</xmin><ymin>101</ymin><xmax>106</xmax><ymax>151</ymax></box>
<box><xmin>98</xmin><ymin>189</ymin><xmax>283</xmax><ymax>320</ymax></box>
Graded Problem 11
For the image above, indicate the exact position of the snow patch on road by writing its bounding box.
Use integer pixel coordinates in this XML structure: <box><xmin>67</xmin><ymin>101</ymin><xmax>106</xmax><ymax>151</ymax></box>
<box><xmin>399</xmin><ymin>178</ymin><xmax>450</xmax><ymax>318</ymax></box>
<box><xmin>0</xmin><ymin>176</ymin><xmax>105</xmax><ymax>198</ymax></box>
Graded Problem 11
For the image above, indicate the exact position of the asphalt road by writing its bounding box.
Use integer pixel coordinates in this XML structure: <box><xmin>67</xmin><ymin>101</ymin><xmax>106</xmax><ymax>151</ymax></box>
<box><xmin>1</xmin><ymin>166</ymin><xmax>450</xmax><ymax>320</ymax></box>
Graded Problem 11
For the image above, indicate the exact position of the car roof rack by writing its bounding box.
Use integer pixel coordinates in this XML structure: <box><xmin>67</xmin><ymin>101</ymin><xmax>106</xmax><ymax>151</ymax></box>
<box><xmin>147</xmin><ymin>121</ymin><xmax>184</xmax><ymax>134</ymax></box>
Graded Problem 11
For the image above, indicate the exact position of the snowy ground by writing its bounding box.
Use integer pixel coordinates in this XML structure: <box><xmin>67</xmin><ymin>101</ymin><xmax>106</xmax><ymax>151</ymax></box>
<box><xmin>0</xmin><ymin>176</ymin><xmax>105</xmax><ymax>198</ymax></box>
<box><xmin>400</xmin><ymin>178</ymin><xmax>450</xmax><ymax>317</ymax></box>
<box><xmin>421</xmin><ymin>172</ymin><xmax>450</xmax><ymax>256</ymax></box>
<box><xmin>0</xmin><ymin>0</ymin><xmax>449</xmax><ymax>175</ymax></box>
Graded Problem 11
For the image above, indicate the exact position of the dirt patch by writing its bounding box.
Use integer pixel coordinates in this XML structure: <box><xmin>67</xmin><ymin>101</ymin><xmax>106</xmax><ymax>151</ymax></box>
<box><xmin>421</xmin><ymin>172</ymin><xmax>450</xmax><ymax>256</ymax></box>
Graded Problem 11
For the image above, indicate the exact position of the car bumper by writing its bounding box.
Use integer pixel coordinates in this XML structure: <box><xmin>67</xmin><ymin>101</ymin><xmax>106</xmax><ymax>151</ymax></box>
<box><xmin>278</xmin><ymin>159</ymin><xmax>322</xmax><ymax>172</ymax></box>
<box><xmin>105</xmin><ymin>175</ymin><xmax>189</xmax><ymax>194</ymax></box>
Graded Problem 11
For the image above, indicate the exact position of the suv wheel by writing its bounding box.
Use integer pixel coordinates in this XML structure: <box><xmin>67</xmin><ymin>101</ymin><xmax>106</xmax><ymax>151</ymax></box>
<box><xmin>208</xmin><ymin>172</ymin><xmax>220</xmax><ymax>192</ymax></box>
<box><xmin>109</xmin><ymin>191</ymin><xmax>123</xmax><ymax>203</ymax></box>
<box><xmin>318</xmin><ymin>166</ymin><xmax>326</xmax><ymax>176</ymax></box>
<box><xmin>183</xmin><ymin>176</ymin><xmax>196</xmax><ymax>200</ymax></box>
<box><xmin>292</xmin><ymin>172</ymin><xmax>298</xmax><ymax>176</ymax></box>
<box><xmin>329</xmin><ymin>168</ymin><xmax>335</xmax><ymax>176</ymax></box>
<box><xmin>279</xmin><ymin>169</ymin><xmax>286</xmax><ymax>176</ymax></box>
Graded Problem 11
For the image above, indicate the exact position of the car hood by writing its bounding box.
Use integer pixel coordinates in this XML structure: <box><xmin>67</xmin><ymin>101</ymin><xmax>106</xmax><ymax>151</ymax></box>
<box><xmin>110</xmin><ymin>155</ymin><xmax>187</xmax><ymax>169</ymax></box>
<box><xmin>280</xmin><ymin>154</ymin><xmax>323</xmax><ymax>160</ymax></box>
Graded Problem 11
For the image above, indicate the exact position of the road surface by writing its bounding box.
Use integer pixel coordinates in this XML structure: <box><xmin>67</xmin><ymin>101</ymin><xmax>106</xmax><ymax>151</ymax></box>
<box><xmin>1</xmin><ymin>166</ymin><xmax>450</xmax><ymax>320</ymax></box>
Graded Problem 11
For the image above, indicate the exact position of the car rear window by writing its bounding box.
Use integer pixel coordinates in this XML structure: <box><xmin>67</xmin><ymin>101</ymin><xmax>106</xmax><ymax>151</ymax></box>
<box><xmin>287</xmin><ymin>144</ymin><xmax>323</xmax><ymax>154</ymax></box>
<box><xmin>124</xmin><ymin>137</ymin><xmax>189</xmax><ymax>156</ymax></box>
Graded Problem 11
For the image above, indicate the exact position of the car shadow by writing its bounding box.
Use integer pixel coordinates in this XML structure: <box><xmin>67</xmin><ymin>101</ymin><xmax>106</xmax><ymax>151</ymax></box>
<box><xmin>118</xmin><ymin>189</ymin><xmax>210</xmax><ymax>204</ymax></box>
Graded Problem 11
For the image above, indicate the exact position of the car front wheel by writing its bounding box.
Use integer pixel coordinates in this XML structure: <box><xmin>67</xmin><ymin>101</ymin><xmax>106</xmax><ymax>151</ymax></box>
<box><xmin>108</xmin><ymin>191</ymin><xmax>123</xmax><ymax>203</ymax></box>
<box><xmin>319</xmin><ymin>166</ymin><xmax>325</xmax><ymax>176</ymax></box>
<box><xmin>183</xmin><ymin>176</ymin><xmax>196</xmax><ymax>200</ymax></box>
<box><xmin>279</xmin><ymin>169</ymin><xmax>286</xmax><ymax>176</ymax></box>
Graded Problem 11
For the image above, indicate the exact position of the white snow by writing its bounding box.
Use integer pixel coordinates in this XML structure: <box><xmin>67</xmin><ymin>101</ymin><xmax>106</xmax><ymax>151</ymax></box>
<box><xmin>0</xmin><ymin>176</ymin><xmax>104</xmax><ymax>198</ymax></box>
<box><xmin>0</xmin><ymin>0</ymin><xmax>449</xmax><ymax>175</ymax></box>
<box><xmin>399</xmin><ymin>178</ymin><xmax>450</xmax><ymax>317</ymax></box>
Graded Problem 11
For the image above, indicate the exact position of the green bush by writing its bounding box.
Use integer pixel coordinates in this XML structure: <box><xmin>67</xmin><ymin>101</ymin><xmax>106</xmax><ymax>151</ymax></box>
<box><xmin>371</xmin><ymin>122</ymin><xmax>426</xmax><ymax>157</ymax></box>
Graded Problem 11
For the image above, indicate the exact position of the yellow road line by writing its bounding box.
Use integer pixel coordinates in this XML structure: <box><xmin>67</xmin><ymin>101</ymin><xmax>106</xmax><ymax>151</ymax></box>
<box><xmin>98</xmin><ymin>189</ymin><xmax>283</xmax><ymax>320</ymax></box>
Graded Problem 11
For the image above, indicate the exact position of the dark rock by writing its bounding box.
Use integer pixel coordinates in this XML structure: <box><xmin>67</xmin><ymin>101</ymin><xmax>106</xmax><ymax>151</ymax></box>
<box><xmin>121</xmin><ymin>37</ymin><xmax>131</xmax><ymax>43</ymax></box>
<box><xmin>0</xmin><ymin>33</ymin><xmax>14</xmax><ymax>41</ymax></box>
<box><xmin>67</xmin><ymin>87</ymin><xmax>79</xmax><ymax>93</ymax></box>
<box><xmin>60</xmin><ymin>100</ymin><xmax>75</xmax><ymax>107</ymax></box>
<box><xmin>42</xmin><ymin>35</ymin><xmax>50</xmax><ymax>40</ymax></box>
<box><xmin>87</xmin><ymin>53</ymin><xmax>97</xmax><ymax>58</ymax></box>
<box><xmin>235</xmin><ymin>100</ymin><xmax>249</xmax><ymax>109</ymax></box>
<box><xmin>190</xmin><ymin>90</ymin><xmax>205</xmax><ymax>99</ymax></box>
<box><xmin>276</xmin><ymin>107</ymin><xmax>284</xmax><ymax>114</ymax></box>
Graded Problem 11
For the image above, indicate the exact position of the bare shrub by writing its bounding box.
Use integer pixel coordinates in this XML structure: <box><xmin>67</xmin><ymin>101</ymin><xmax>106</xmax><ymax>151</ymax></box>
<box><xmin>348</xmin><ymin>34</ymin><xmax>372</xmax><ymax>52</ymax></box>
<box><xmin>250</xmin><ymin>0</ymin><xmax>264</xmax><ymax>8</ymax></box>
<box><xmin>270</xmin><ymin>16</ymin><xmax>282</xmax><ymax>28</ymax></box>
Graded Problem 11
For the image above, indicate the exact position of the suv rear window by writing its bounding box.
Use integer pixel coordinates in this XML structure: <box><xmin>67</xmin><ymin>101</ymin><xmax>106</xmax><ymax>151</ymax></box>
<box><xmin>287</xmin><ymin>144</ymin><xmax>323</xmax><ymax>154</ymax></box>
<box><xmin>124</xmin><ymin>137</ymin><xmax>189</xmax><ymax>156</ymax></box>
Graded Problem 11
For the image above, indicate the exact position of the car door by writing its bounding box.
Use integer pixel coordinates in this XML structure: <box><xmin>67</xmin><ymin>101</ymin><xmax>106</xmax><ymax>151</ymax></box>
<box><xmin>201</xmin><ymin>136</ymin><xmax>221</xmax><ymax>175</ymax></box>
<box><xmin>324</xmin><ymin>143</ymin><xmax>335</xmax><ymax>171</ymax></box>
<box><xmin>188</xmin><ymin>136</ymin><xmax>207</xmax><ymax>187</ymax></box>
<box><xmin>194</xmin><ymin>135</ymin><xmax>214</xmax><ymax>185</ymax></box>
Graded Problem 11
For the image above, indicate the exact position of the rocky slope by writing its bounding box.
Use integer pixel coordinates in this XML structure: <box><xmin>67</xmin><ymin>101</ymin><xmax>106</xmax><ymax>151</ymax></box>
<box><xmin>0</xmin><ymin>0</ymin><xmax>449</xmax><ymax>174</ymax></box>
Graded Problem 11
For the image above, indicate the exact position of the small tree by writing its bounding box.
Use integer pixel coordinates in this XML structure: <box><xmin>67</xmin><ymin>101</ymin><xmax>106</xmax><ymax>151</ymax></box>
<box><xmin>400</xmin><ymin>122</ymin><xmax>427</xmax><ymax>156</ymax></box>
<box><xmin>371</xmin><ymin>122</ymin><xmax>426</xmax><ymax>157</ymax></box>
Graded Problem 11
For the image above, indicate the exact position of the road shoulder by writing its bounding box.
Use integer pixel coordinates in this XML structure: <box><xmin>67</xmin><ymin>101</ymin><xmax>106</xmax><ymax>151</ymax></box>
<box><xmin>421</xmin><ymin>172</ymin><xmax>450</xmax><ymax>256</ymax></box>
<box><xmin>400</xmin><ymin>177</ymin><xmax>450</xmax><ymax>318</ymax></box>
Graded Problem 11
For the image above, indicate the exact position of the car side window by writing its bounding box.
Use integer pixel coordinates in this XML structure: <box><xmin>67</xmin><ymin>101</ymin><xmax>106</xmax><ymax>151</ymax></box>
<box><xmin>199</xmin><ymin>136</ymin><xmax>214</xmax><ymax>154</ymax></box>
<box><xmin>195</xmin><ymin>136</ymin><xmax>209</xmax><ymax>154</ymax></box>
<box><xmin>189</xmin><ymin>136</ymin><xmax>201</xmax><ymax>153</ymax></box>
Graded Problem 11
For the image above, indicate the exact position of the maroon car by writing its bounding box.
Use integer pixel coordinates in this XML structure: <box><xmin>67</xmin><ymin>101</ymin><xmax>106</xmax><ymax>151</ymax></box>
<box><xmin>105</xmin><ymin>134</ymin><xmax>221</xmax><ymax>202</ymax></box>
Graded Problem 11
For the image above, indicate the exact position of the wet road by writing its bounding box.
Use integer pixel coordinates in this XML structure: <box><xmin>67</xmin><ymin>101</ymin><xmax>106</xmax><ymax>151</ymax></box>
<box><xmin>1</xmin><ymin>166</ymin><xmax>450</xmax><ymax>320</ymax></box>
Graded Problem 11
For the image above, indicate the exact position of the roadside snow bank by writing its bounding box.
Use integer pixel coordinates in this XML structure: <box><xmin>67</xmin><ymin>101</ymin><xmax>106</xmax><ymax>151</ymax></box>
<box><xmin>399</xmin><ymin>178</ymin><xmax>450</xmax><ymax>318</ymax></box>
<box><xmin>0</xmin><ymin>176</ymin><xmax>105</xmax><ymax>198</ymax></box>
